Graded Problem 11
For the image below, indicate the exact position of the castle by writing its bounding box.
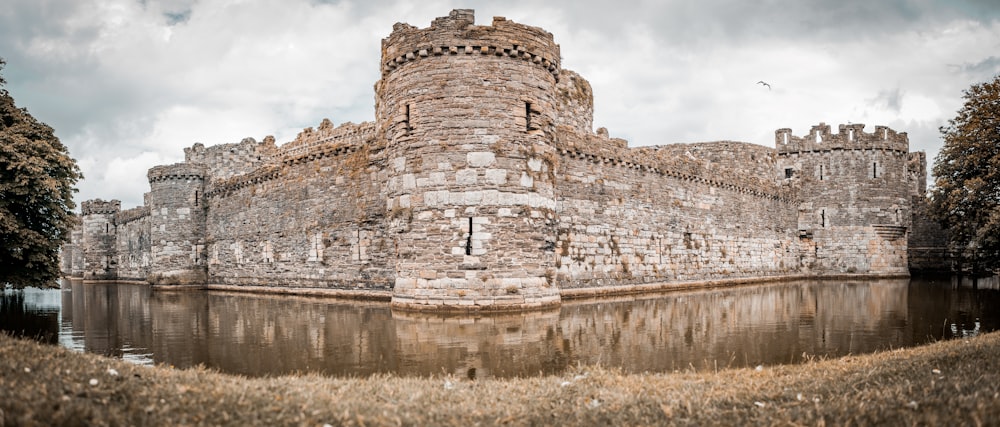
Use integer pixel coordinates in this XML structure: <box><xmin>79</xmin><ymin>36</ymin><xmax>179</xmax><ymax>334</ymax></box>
<box><xmin>61</xmin><ymin>9</ymin><xmax>943</xmax><ymax>311</ymax></box>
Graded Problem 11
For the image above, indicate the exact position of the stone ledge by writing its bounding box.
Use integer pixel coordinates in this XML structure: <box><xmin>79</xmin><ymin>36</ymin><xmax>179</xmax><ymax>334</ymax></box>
<box><xmin>560</xmin><ymin>272</ymin><xmax>912</xmax><ymax>301</ymax></box>
<box><xmin>203</xmin><ymin>284</ymin><xmax>392</xmax><ymax>301</ymax></box>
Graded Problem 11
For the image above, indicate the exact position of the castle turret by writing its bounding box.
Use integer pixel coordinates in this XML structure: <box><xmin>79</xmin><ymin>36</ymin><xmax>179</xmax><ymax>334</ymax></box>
<box><xmin>80</xmin><ymin>199</ymin><xmax>120</xmax><ymax>280</ymax></box>
<box><xmin>59</xmin><ymin>227</ymin><xmax>84</xmax><ymax>278</ymax></box>
<box><xmin>776</xmin><ymin>123</ymin><xmax>910</xmax><ymax>274</ymax></box>
<box><xmin>378</xmin><ymin>10</ymin><xmax>562</xmax><ymax>310</ymax></box>
<box><xmin>147</xmin><ymin>163</ymin><xmax>208</xmax><ymax>285</ymax></box>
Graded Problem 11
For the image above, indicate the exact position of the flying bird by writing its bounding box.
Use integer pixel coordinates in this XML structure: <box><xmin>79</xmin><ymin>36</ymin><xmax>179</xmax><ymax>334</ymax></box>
<box><xmin>757</xmin><ymin>81</ymin><xmax>771</xmax><ymax>90</ymax></box>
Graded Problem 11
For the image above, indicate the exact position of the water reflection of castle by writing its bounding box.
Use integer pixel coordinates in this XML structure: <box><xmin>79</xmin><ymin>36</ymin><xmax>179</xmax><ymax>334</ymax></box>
<box><xmin>43</xmin><ymin>278</ymin><xmax>1000</xmax><ymax>378</ymax></box>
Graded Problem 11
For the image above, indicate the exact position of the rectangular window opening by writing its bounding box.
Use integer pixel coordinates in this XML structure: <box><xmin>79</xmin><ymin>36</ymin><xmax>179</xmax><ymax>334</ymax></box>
<box><xmin>525</xmin><ymin>102</ymin><xmax>532</xmax><ymax>132</ymax></box>
<box><xmin>465</xmin><ymin>217</ymin><xmax>473</xmax><ymax>256</ymax></box>
<box><xmin>784</xmin><ymin>168</ymin><xmax>794</xmax><ymax>179</ymax></box>
<box><xmin>404</xmin><ymin>104</ymin><xmax>412</xmax><ymax>134</ymax></box>
<box><xmin>820</xmin><ymin>209</ymin><xmax>826</xmax><ymax>228</ymax></box>
<box><xmin>194</xmin><ymin>191</ymin><xmax>199</xmax><ymax>206</ymax></box>
<box><xmin>819</xmin><ymin>165</ymin><xmax>824</xmax><ymax>181</ymax></box>
<box><xmin>873</xmin><ymin>162</ymin><xmax>878</xmax><ymax>178</ymax></box>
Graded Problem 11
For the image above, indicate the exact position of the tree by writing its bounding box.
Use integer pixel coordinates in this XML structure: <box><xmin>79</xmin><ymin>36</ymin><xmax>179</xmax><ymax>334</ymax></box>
<box><xmin>930</xmin><ymin>74</ymin><xmax>1000</xmax><ymax>274</ymax></box>
<box><xmin>0</xmin><ymin>58</ymin><xmax>82</xmax><ymax>288</ymax></box>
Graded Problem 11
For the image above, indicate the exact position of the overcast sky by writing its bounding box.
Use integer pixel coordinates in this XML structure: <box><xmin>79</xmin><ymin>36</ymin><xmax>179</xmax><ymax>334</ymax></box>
<box><xmin>2</xmin><ymin>0</ymin><xmax>998</xmax><ymax>209</ymax></box>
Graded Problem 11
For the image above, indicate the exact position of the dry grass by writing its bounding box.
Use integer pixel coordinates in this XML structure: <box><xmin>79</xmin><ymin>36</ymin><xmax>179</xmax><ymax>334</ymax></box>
<box><xmin>2</xmin><ymin>331</ymin><xmax>999</xmax><ymax>426</ymax></box>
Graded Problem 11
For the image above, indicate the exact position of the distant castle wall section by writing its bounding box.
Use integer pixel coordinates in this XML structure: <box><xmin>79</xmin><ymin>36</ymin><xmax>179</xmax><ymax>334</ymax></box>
<box><xmin>202</xmin><ymin>121</ymin><xmax>394</xmax><ymax>289</ymax></box>
<box><xmin>114</xmin><ymin>206</ymin><xmax>151</xmax><ymax>281</ymax></box>
<box><xmin>552</xmin><ymin>132</ymin><xmax>802</xmax><ymax>289</ymax></box>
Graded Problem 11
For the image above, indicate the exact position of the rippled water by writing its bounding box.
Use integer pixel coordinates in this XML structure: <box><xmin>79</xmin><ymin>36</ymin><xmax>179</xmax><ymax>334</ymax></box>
<box><xmin>2</xmin><ymin>276</ymin><xmax>997</xmax><ymax>378</ymax></box>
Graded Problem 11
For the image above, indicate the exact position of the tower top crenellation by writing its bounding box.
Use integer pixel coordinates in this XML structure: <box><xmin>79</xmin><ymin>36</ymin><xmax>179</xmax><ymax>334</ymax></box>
<box><xmin>380</xmin><ymin>9</ymin><xmax>561</xmax><ymax>81</ymax></box>
<box><xmin>775</xmin><ymin>123</ymin><xmax>909</xmax><ymax>154</ymax></box>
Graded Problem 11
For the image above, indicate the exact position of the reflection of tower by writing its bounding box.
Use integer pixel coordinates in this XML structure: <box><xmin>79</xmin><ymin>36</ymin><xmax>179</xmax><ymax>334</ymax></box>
<box><xmin>776</xmin><ymin>124</ymin><xmax>910</xmax><ymax>274</ymax></box>
<box><xmin>147</xmin><ymin>163</ymin><xmax>207</xmax><ymax>285</ymax></box>
<box><xmin>80</xmin><ymin>199</ymin><xmax>120</xmax><ymax>280</ymax></box>
<box><xmin>391</xmin><ymin>308</ymin><xmax>560</xmax><ymax>377</ymax></box>
<box><xmin>378</xmin><ymin>10</ymin><xmax>561</xmax><ymax>310</ymax></box>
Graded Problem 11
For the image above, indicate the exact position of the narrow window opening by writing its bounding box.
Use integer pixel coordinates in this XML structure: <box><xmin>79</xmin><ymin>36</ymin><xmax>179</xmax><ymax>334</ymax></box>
<box><xmin>194</xmin><ymin>190</ymin><xmax>199</xmax><ymax>206</ymax></box>
<box><xmin>848</xmin><ymin>129</ymin><xmax>854</xmax><ymax>141</ymax></box>
<box><xmin>873</xmin><ymin>162</ymin><xmax>878</xmax><ymax>178</ymax></box>
<box><xmin>815</xmin><ymin>132</ymin><xmax>821</xmax><ymax>143</ymax></box>
<box><xmin>820</xmin><ymin>209</ymin><xmax>826</xmax><ymax>228</ymax></box>
<box><xmin>404</xmin><ymin>104</ymin><xmax>412</xmax><ymax>134</ymax></box>
<box><xmin>106</xmin><ymin>223</ymin><xmax>110</xmax><ymax>233</ymax></box>
<box><xmin>783</xmin><ymin>133</ymin><xmax>789</xmax><ymax>144</ymax></box>
<box><xmin>525</xmin><ymin>102</ymin><xmax>532</xmax><ymax>132</ymax></box>
<box><xmin>819</xmin><ymin>165</ymin><xmax>824</xmax><ymax>180</ymax></box>
<box><xmin>465</xmin><ymin>217</ymin><xmax>473</xmax><ymax>256</ymax></box>
<box><xmin>883</xmin><ymin>129</ymin><xmax>888</xmax><ymax>140</ymax></box>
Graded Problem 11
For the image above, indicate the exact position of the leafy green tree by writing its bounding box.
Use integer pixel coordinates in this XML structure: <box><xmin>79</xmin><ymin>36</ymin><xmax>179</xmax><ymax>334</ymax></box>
<box><xmin>930</xmin><ymin>74</ymin><xmax>1000</xmax><ymax>274</ymax></box>
<box><xmin>0</xmin><ymin>58</ymin><xmax>82</xmax><ymax>288</ymax></box>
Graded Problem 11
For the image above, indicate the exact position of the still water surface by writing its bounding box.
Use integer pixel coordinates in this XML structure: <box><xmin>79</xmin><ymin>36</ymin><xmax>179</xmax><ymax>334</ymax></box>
<box><xmin>2</xmin><ymin>276</ymin><xmax>997</xmax><ymax>378</ymax></box>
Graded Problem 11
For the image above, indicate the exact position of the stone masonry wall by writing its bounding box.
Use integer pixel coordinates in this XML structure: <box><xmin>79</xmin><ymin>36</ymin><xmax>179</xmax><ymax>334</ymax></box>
<box><xmin>203</xmin><ymin>124</ymin><xmax>392</xmax><ymax>289</ymax></box>
<box><xmin>80</xmin><ymin>199</ymin><xmax>120</xmax><ymax>280</ymax></box>
<box><xmin>553</xmin><ymin>133</ymin><xmax>801</xmax><ymax>288</ymax></box>
<box><xmin>147</xmin><ymin>164</ymin><xmax>207</xmax><ymax>285</ymax></box>
<box><xmin>185</xmin><ymin>136</ymin><xmax>278</xmax><ymax>181</ymax></box>
<box><xmin>114</xmin><ymin>207</ymin><xmax>151</xmax><ymax>280</ymax></box>
<box><xmin>378</xmin><ymin>9</ymin><xmax>563</xmax><ymax>310</ymax></box>
<box><xmin>776</xmin><ymin>123</ymin><xmax>911</xmax><ymax>275</ymax></box>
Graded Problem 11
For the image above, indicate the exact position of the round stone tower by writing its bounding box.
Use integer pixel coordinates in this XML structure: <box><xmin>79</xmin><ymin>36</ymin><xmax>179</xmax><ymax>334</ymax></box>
<box><xmin>147</xmin><ymin>163</ymin><xmax>208</xmax><ymax>285</ymax></box>
<box><xmin>776</xmin><ymin>123</ymin><xmax>911</xmax><ymax>274</ymax></box>
<box><xmin>80</xmin><ymin>199</ymin><xmax>120</xmax><ymax>280</ymax></box>
<box><xmin>377</xmin><ymin>9</ymin><xmax>562</xmax><ymax>310</ymax></box>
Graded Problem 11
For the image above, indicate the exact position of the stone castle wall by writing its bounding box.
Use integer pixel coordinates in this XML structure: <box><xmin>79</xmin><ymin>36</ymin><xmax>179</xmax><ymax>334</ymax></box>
<box><xmin>203</xmin><ymin>125</ymin><xmax>392</xmax><ymax>289</ymax></box>
<box><xmin>551</xmin><ymin>128</ymin><xmax>801</xmax><ymax>288</ymax></box>
<box><xmin>62</xmin><ymin>10</ymin><xmax>939</xmax><ymax>310</ymax></box>
<box><xmin>114</xmin><ymin>206</ymin><xmax>151</xmax><ymax>280</ymax></box>
<box><xmin>79</xmin><ymin>199</ymin><xmax>119</xmax><ymax>280</ymax></box>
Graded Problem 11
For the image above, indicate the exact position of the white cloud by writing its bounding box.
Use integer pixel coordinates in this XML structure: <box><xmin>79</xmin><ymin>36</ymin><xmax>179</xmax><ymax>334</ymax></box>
<box><xmin>2</xmin><ymin>0</ymin><xmax>998</xmax><ymax>208</ymax></box>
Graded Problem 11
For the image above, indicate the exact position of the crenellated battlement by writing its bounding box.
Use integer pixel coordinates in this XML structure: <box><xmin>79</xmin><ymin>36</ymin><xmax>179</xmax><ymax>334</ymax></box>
<box><xmin>81</xmin><ymin>199</ymin><xmax>121</xmax><ymax>215</ymax></box>
<box><xmin>280</xmin><ymin>120</ymin><xmax>375</xmax><ymax>157</ymax></box>
<box><xmin>147</xmin><ymin>163</ymin><xmax>208</xmax><ymax>183</ymax></box>
<box><xmin>380</xmin><ymin>9</ymin><xmax>560</xmax><ymax>81</ymax></box>
<box><xmin>116</xmin><ymin>206</ymin><xmax>150</xmax><ymax>224</ymax></box>
<box><xmin>775</xmin><ymin>123</ymin><xmax>909</xmax><ymax>154</ymax></box>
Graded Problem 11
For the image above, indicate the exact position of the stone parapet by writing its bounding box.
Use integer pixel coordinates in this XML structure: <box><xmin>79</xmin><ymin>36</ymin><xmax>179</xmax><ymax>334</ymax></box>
<box><xmin>148</xmin><ymin>163</ymin><xmax>207</xmax><ymax>183</ymax></box>
<box><xmin>81</xmin><ymin>199</ymin><xmax>121</xmax><ymax>215</ymax></box>
<box><xmin>381</xmin><ymin>9</ymin><xmax>560</xmax><ymax>81</ymax></box>
<box><xmin>280</xmin><ymin>120</ymin><xmax>375</xmax><ymax>158</ymax></box>
<box><xmin>776</xmin><ymin>123</ymin><xmax>909</xmax><ymax>154</ymax></box>
<box><xmin>116</xmin><ymin>206</ymin><xmax>150</xmax><ymax>224</ymax></box>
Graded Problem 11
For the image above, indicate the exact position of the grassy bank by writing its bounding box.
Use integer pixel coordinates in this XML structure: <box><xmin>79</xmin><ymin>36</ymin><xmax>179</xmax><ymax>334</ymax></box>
<box><xmin>1</xmin><ymin>332</ymin><xmax>998</xmax><ymax>426</ymax></box>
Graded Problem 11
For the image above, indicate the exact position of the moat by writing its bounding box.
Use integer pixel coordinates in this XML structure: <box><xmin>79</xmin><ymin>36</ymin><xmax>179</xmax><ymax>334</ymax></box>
<box><xmin>3</xmin><ymin>276</ymin><xmax>997</xmax><ymax>379</ymax></box>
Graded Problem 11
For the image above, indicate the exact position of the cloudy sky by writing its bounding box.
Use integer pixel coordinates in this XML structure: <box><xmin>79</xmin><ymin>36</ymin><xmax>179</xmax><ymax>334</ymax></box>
<box><xmin>2</xmin><ymin>0</ymin><xmax>998</xmax><ymax>209</ymax></box>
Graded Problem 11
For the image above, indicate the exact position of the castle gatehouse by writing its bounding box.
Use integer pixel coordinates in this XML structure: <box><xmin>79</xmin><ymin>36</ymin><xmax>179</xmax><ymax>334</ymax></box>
<box><xmin>62</xmin><ymin>9</ymin><xmax>935</xmax><ymax>311</ymax></box>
